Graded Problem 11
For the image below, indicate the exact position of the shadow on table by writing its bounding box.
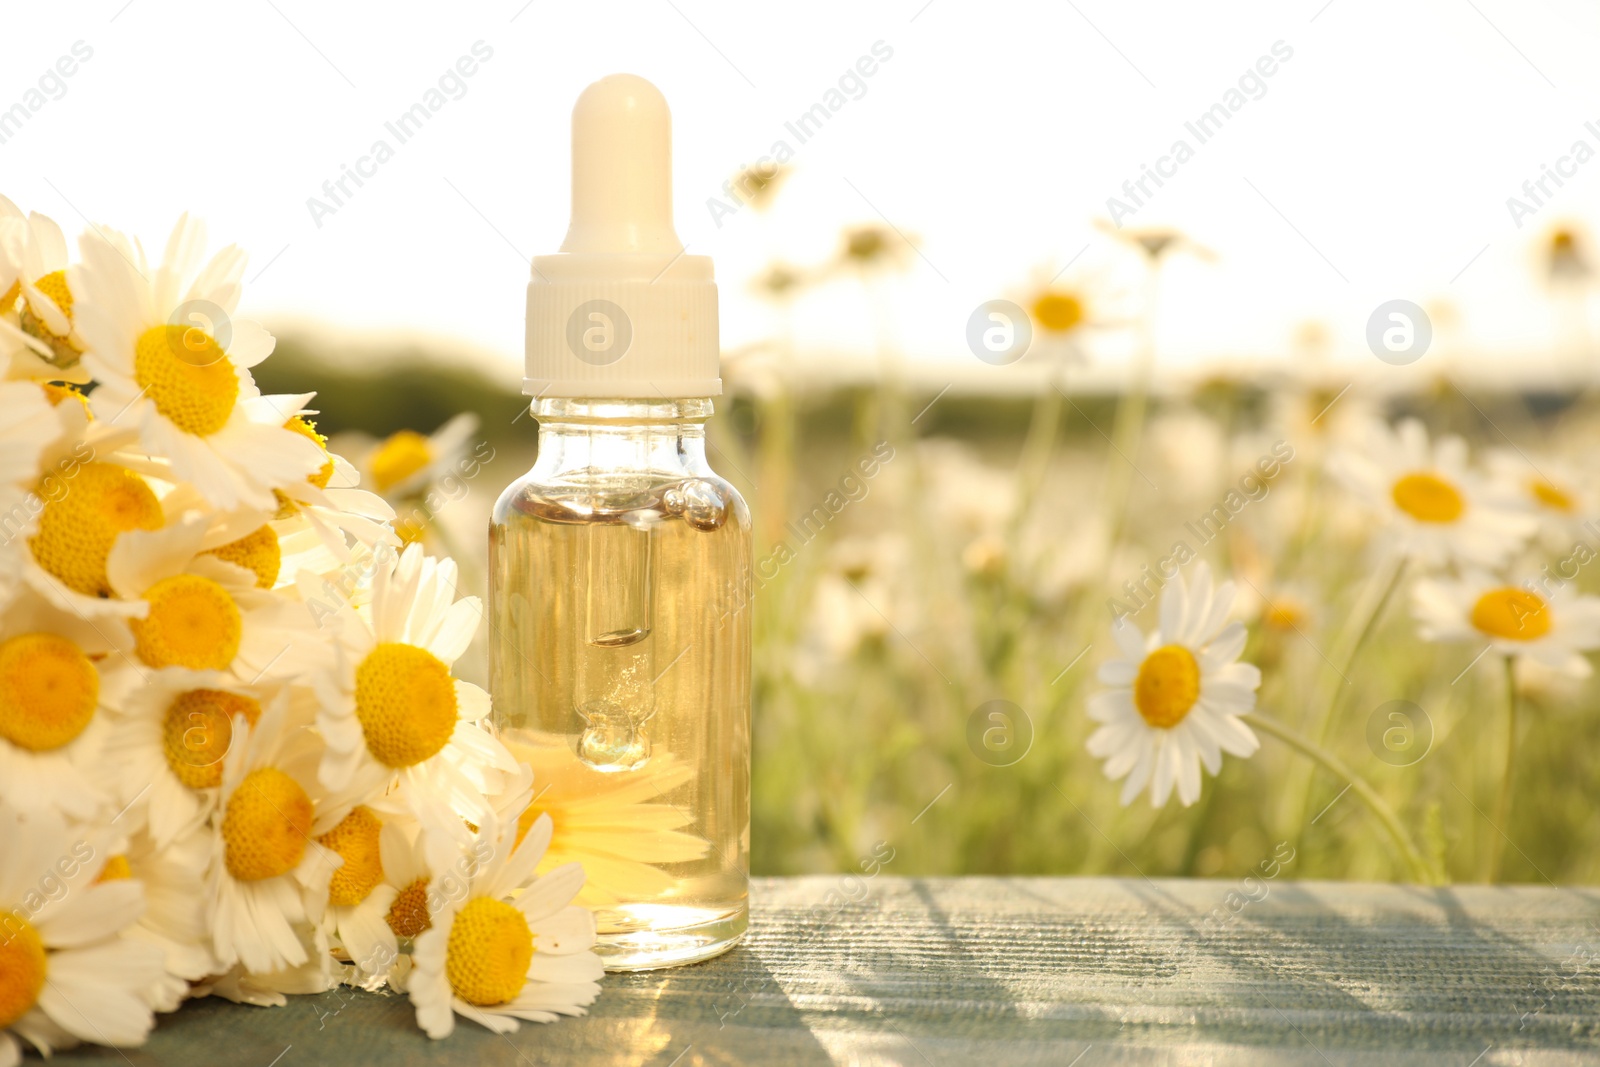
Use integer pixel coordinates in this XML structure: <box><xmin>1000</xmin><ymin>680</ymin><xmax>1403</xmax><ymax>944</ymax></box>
<box><xmin>1124</xmin><ymin>878</ymin><xmax>1600</xmax><ymax>1058</ymax></box>
<box><xmin>41</xmin><ymin>944</ymin><xmax>834</xmax><ymax>1067</ymax></box>
<box><xmin>755</xmin><ymin>879</ymin><xmax>1115</xmax><ymax>1062</ymax></box>
<box><xmin>580</xmin><ymin>941</ymin><xmax>835</xmax><ymax>1067</ymax></box>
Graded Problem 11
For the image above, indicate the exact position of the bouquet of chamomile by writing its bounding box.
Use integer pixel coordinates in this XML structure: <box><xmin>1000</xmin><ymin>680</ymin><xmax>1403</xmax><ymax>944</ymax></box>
<box><xmin>0</xmin><ymin>198</ymin><xmax>602</xmax><ymax>1061</ymax></box>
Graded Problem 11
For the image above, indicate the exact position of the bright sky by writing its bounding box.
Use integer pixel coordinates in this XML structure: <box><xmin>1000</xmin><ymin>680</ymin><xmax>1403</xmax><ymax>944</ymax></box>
<box><xmin>8</xmin><ymin>0</ymin><xmax>1600</xmax><ymax>380</ymax></box>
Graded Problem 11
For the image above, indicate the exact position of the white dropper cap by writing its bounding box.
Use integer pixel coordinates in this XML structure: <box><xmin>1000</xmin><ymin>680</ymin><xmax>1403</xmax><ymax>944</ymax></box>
<box><xmin>524</xmin><ymin>74</ymin><xmax>721</xmax><ymax>399</ymax></box>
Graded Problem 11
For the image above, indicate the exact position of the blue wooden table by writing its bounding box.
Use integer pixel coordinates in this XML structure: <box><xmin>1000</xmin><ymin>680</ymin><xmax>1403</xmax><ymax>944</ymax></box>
<box><xmin>46</xmin><ymin>876</ymin><xmax>1600</xmax><ymax>1065</ymax></box>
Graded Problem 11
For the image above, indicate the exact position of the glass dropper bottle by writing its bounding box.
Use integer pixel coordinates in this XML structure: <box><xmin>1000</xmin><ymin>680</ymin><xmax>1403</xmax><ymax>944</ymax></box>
<box><xmin>488</xmin><ymin>74</ymin><xmax>751</xmax><ymax>970</ymax></box>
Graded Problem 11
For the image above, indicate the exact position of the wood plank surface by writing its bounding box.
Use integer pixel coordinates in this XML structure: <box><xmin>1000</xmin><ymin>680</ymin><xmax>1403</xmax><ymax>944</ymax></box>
<box><xmin>44</xmin><ymin>876</ymin><xmax>1600</xmax><ymax>1066</ymax></box>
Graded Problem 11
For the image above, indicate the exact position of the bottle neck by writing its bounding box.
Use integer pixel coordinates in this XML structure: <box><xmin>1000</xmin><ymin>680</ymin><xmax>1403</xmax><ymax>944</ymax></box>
<box><xmin>529</xmin><ymin>397</ymin><xmax>714</xmax><ymax>480</ymax></box>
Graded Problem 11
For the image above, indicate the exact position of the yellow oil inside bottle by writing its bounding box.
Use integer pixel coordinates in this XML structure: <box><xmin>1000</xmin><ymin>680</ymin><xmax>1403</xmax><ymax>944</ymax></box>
<box><xmin>489</xmin><ymin>461</ymin><xmax>750</xmax><ymax>970</ymax></box>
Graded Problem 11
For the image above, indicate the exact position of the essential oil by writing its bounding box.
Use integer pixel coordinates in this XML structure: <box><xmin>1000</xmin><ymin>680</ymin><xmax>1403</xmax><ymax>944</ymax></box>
<box><xmin>488</xmin><ymin>75</ymin><xmax>750</xmax><ymax>969</ymax></box>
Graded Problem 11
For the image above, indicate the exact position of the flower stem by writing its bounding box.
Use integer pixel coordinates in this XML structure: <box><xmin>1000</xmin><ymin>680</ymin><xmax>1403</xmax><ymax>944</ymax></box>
<box><xmin>1011</xmin><ymin>370</ymin><xmax>1065</xmax><ymax>543</ymax></box>
<box><xmin>1245</xmin><ymin>711</ymin><xmax>1437</xmax><ymax>884</ymax></box>
<box><xmin>1312</xmin><ymin>556</ymin><xmax>1408</xmax><ymax>747</ymax></box>
<box><xmin>1486</xmin><ymin>656</ymin><xmax>1519</xmax><ymax>883</ymax></box>
<box><xmin>1282</xmin><ymin>556</ymin><xmax>1407</xmax><ymax>836</ymax></box>
<box><xmin>1102</xmin><ymin>268</ymin><xmax>1161</xmax><ymax>550</ymax></box>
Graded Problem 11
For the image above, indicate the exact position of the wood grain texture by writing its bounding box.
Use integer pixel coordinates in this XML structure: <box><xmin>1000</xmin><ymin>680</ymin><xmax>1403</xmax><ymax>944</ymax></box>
<box><xmin>43</xmin><ymin>876</ymin><xmax>1600</xmax><ymax>1066</ymax></box>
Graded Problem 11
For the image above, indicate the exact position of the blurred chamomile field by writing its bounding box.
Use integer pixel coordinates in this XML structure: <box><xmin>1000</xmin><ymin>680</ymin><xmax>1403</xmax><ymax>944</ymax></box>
<box><xmin>264</xmin><ymin>213</ymin><xmax>1600</xmax><ymax>889</ymax></box>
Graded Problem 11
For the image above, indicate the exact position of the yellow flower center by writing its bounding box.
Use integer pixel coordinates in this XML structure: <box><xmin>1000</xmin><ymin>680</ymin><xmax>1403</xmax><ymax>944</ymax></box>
<box><xmin>1133</xmin><ymin>644</ymin><xmax>1201</xmax><ymax>729</ymax></box>
<box><xmin>28</xmin><ymin>271</ymin><xmax>73</xmax><ymax>319</ymax></box>
<box><xmin>354</xmin><ymin>643</ymin><xmax>457</xmax><ymax>768</ymax></box>
<box><xmin>1030</xmin><ymin>290</ymin><xmax>1085</xmax><ymax>334</ymax></box>
<box><xmin>39</xmin><ymin>382</ymin><xmax>87</xmax><ymax>412</ymax></box>
<box><xmin>1470</xmin><ymin>587</ymin><xmax>1552</xmax><ymax>641</ymax></box>
<box><xmin>20</xmin><ymin>270</ymin><xmax>80</xmax><ymax>363</ymax></box>
<box><xmin>222</xmin><ymin>767</ymin><xmax>312</xmax><ymax>881</ymax></box>
<box><xmin>0</xmin><ymin>633</ymin><xmax>99</xmax><ymax>752</ymax></box>
<box><xmin>0</xmin><ymin>918</ymin><xmax>47</xmax><ymax>1029</ymax></box>
<box><xmin>394</xmin><ymin>516</ymin><xmax>427</xmax><ymax>546</ymax></box>
<box><xmin>369</xmin><ymin>430</ymin><xmax>432</xmax><ymax>493</ymax></box>
<box><xmin>317</xmin><ymin>806</ymin><xmax>385</xmax><ymax>908</ymax></box>
<box><xmin>162</xmin><ymin>688</ymin><xmax>262</xmax><ymax>789</ymax></box>
<box><xmin>0</xmin><ymin>280</ymin><xmax>17</xmax><ymax>312</ymax></box>
<box><xmin>95</xmin><ymin>855</ymin><xmax>133</xmax><ymax>883</ymax></box>
<box><xmin>133</xmin><ymin>575</ymin><xmax>241</xmax><ymax>670</ymax></box>
<box><xmin>844</xmin><ymin>226</ymin><xmax>889</xmax><ymax>263</ymax></box>
<box><xmin>30</xmin><ymin>463</ymin><xmax>163</xmax><ymax>598</ymax></box>
<box><xmin>1263</xmin><ymin>599</ymin><xmax>1307</xmax><ymax>632</ymax></box>
<box><xmin>446</xmin><ymin>897</ymin><xmax>534</xmax><ymax>1007</ymax></box>
<box><xmin>1530</xmin><ymin>478</ymin><xmax>1576</xmax><ymax>514</ymax></box>
<box><xmin>204</xmin><ymin>525</ymin><xmax>281</xmax><ymax>589</ymax></box>
<box><xmin>133</xmin><ymin>324</ymin><xmax>239</xmax><ymax>437</ymax></box>
<box><xmin>284</xmin><ymin>416</ymin><xmax>335</xmax><ymax>490</ymax></box>
<box><xmin>1390</xmin><ymin>472</ymin><xmax>1464</xmax><ymax>523</ymax></box>
<box><xmin>386</xmin><ymin>877</ymin><xmax>432</xmax><ymax>938</ymax></box>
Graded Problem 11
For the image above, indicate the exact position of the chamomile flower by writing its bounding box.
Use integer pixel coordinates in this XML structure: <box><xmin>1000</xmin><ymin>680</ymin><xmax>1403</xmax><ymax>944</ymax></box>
<box><xmin>70</xmin><ymin>216</ymin><xmax>325</xmax><ymax>511</ymax></box>
<box><xmin>106</xmin><ymin>519</ymin><xmax>325</xmax><ymax>679</ymax></box>
<box><xmin>0</xmin><ymin>316</ymin><xmax>43</xmax><ymax>390</ymax></box>
<box><xmin>1234</xmin><ymin>566</ymin><xmax>1318</xmax><ymax>637</ymax></box>
<box><xmin>315</xmin><ymin>804</ymin><xmax>404</xmax><ymax>981</ymax></box>
<box><xmin>373</xmin><ymin>812</ymin><xmax>478</xmax><ymax>996</ymax></box>
<box><xmin>1096</xmin><ymin>220</ymin><xmax>1214</xmax><ymax>264</ymax></box>
<box><xmin>310</xmin><ymin>542</ymin><xmax>515</xmax><ymax>821</ymax></box>
<box><xmin>1545</xmin><ymin>225</ymin><xmax>1591</xmax><ymax>282</ymax></box>
<box><xmin>1268</xmin><ymin>378</ymin><xmax>1379</xmax><ymax>452</ymax></box>
<box><xmin>1087</xmin><ymin>563</ymin><xmax>1261</xmax><ymax>807</ymax></box>
<box><xmin>0</xmin><ymin>378</ymin><xmax>65</xmax><ymax>490</ymax></box>
<box><xmin>0</xmin><ymin>806</ymin><xmax>166</xmax><ymax>1062</ymax></box>
<box><xmin>1329</xmin><ymin>418</ymin><xmax>1535</xmax><ymax>569</ymax></box>
<box><xmin>104</xmin><ymin>667</ymin><xmax>288</xmax><ymax>848</ymax></box>
<box><xmin>503</xmin><ymin>740</ymin><xmax>710</xmax><ymax>909</ymax></box>
<box><xmin>19</xmin><ymin>453</ymin><xmax>167</xmax><ymax>620</ymax></box>
<box><xmin>918</xmin><ymin>438</ymin><xmax>1017</xmax><ymax>575</ymax></box>
<box><xmin>3</xmin><ymin>211</ymin><xmax>89</xmax><ymax>378</ymax></box>
<box><xmin>119</xmin><ymin>484</ymin><xmax>283</xmax><ymax>588</ymax></box>
<box><xmin>111</xmin><ymin>821</ymin><xmax>219</xmax><ymax>1010</ymax></box>
<box><xmin>201</xmin><ymin>520</ymin><xmax>285</xmax><ymax>590</ymax></box>
<box><xmin>360</xmin><ymin>413</ymin><xmax>480</xmax><ymax>501</ymax></box>
<box><xmin>1029</xmin><ymin>286</ymin><xmax>1088</xmax><ymax>336</ymax></box>
<box><xmin>795</xmin><ymin>533</ymin><xmax>917</xmax><ymax>680</ymax></box>
<box><xmin>1485</xmin><ymin>449</ymin><xmax>1595</xmax><ymax>531</ymax></box>
<box><xmin>407</xmin><ymin>807</ymin><xmax>603</xmax><ymax>1039</ymax></box>
<box><xmin>1413</xmin><ymin>573</ymin><xmax>1600</xmax><ymax>677</ymax></box>
<box><xmin>0</xmin><ymin>193</ymin><xmax>22</xmax><ymax>287</ymax></box>
<box><xmin>73</xmin><ymin>840</ymin><xmax>183</xmax><ymax>1017</ymax></box>
<box><xmin>196</xmin><ymin>927</ymin><xmax>336</xmax><ymax>1007</ymax></box>
<box><xmin>376</xmin><ymin>812</ymin><xmax>452</xmax><ymax>951</ymax></box>
<box><xmin>80</xmin><ymin>817</ymin><xmax>218</xmax><ymax>1013</ymax></box>
<box><xmin>0</xmin><ymin>381</ymin><xmax>67</xmax><ymax>595</ymax></box>
<box><xmin>326</xmin><ymin>803</ymin><xmax>502</xmax><ymax>988</ymax></box>
<box><xmin>0</xmin><ymin>206</ymin><xmax>91</xmax><ymax>385</ymax></box>
<box><xmin>208</xmin><ymin>692</ymin><xmax>341</xmax><ymax>976</ymax></box>
<box><xmin>271</xmin><ymin>412</ymin><xmax>398</xmax><ymax>564</ymax></box>
<box><xmin>1008</xmin><ymin>258</ymin><xmax>1134</xmax><ymax>368</ymax></box>
<box><xmin>1256</xmin><ymin>589</ymin><xmax>1316</xmax><ymax>635</ymax></box>
<box><xmin>154</xmin><ymin>447</ymin><xmax>390</xmax><ymax>593</ymax></box>
<box><xmin>0</xmin><ymin>589</ymin><xmax>136</xmax><ymax>821</ymax></box>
